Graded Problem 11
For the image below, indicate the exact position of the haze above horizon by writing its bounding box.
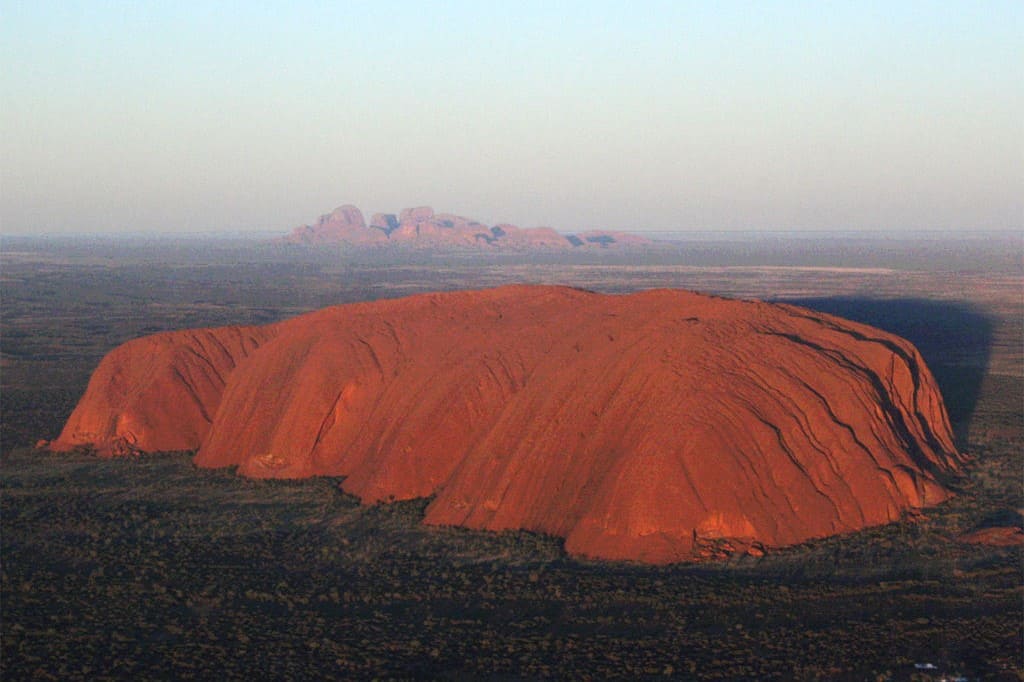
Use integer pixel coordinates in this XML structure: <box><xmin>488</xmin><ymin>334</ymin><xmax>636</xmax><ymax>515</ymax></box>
<box><xmin>2</xmin><ymin>2</ymin><xmax>1021</xmax><ymax>236</ymax></box>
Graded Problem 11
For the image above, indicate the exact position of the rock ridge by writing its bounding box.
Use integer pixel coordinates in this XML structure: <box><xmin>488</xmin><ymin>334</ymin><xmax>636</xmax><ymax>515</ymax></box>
<box><xmin>278</xmin><ymin>205</ymin><xmax>649</xmax><ymax>249</ymax></box>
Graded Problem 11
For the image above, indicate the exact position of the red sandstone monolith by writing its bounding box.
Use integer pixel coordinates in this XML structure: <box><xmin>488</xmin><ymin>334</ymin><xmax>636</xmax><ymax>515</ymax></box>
<box><xmin>51</xmin><ymin>286</ymin><xmax>962</xmax><ymax>563</ymax></box>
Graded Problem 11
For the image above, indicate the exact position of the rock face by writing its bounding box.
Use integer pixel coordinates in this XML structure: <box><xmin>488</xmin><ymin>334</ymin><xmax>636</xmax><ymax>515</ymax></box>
<box><xmin>279</xmin><ymin>204</ymin><xmax>648</xmax><ymax>249</ymax></box>
<box><xmin>51</xmin><ymin>286</ymin><xmax>963</xmax><ymax>564</ymax></box>
<box><xmin>283</xmin><ymin>205</ymin><xmax>373</xmax><ymax>244</ymax></box>
<box><xmin>53</xmin><ymin>327</ymin><xmax>275</xmax><ymax>456</ymax></box>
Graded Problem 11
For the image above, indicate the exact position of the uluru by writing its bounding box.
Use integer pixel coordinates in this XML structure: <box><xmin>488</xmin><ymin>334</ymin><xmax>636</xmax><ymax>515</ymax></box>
<box><xmin>49</xmin><ymin>286</ymin><xmax>963</xmax><ymax>564</ymax></box>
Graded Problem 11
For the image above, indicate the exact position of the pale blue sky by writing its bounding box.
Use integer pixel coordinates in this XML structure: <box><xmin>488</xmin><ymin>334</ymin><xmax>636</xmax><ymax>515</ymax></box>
<box><xmin>2</xmin><ymin>1</ymin><xmax>1021</xmax><ymax>234</ymax></box>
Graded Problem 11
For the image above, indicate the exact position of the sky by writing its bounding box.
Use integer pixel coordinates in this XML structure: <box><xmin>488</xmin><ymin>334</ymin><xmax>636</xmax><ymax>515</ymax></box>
<box><xmin>2</xmin><ymin>1</ymin><xmax>1021</xmax><ymax>235</ymax></box>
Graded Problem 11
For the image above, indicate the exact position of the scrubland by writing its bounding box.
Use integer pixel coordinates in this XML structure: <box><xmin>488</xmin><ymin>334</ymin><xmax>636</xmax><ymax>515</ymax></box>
<box><xmin>2</xmin><ymin>235</ymin><xmax>1020</xmax><ymax>679</ymax></box>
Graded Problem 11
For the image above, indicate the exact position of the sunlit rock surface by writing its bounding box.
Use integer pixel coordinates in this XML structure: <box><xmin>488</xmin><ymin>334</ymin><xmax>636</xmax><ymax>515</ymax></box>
<box><xmin>279</xmin><ymin>204</ymin><xmax>647</xmax><ymax>249</ymax></box>
<box><xmin>52</xmin><ymin>286</ymin><xmax>963</xmax><ymax>563</ymax></box>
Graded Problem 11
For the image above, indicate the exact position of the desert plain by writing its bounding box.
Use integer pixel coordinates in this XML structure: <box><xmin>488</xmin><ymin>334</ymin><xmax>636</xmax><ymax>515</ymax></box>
<box><xmin>1</xmin><ymin>232</ymin><xmax>1021</xmax><ymax>680</ymax></box>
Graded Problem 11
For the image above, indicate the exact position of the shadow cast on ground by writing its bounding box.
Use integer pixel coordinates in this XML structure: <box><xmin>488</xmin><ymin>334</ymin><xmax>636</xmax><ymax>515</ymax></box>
<box><xmin>779</xmin><ymin>297</ymin><xmax>994</xmax><ymax>446</ymax></box>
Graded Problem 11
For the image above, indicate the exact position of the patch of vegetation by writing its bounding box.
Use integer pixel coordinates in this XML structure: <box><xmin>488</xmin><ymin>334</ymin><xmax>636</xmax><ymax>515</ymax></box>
<box><xmin>2</xmin><ymin>444</ymin><xmax>1020</xmax><ymax>680</ymax></box>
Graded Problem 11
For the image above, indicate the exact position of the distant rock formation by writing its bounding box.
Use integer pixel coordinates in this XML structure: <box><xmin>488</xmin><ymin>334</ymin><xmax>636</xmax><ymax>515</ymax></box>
<box><xmin>278</xmin><ymin>204</ymin><xmax>649</xmax><ymax>249</ymax></box>
<box><xmin>283</xmin><ymin>205</ymin><xmax>370</xmax><ymax>244</ymax></box>
<box><xmin>50</xmin><ymin>286</ymin><xmax>963</xmax><ymax>564</ymax></box>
